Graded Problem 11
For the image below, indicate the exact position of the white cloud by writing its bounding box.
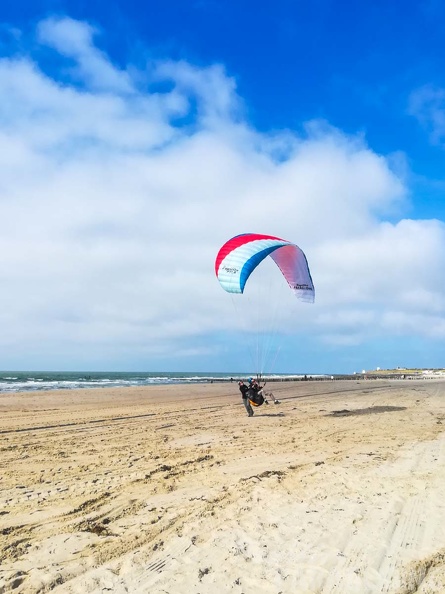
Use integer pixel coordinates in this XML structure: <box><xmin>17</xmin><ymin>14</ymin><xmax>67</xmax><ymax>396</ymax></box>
<box><xmin>37</xmin><ymin>16</ymin><xmax>133</xmax><ymax>93</ymax></box>
<box><xmin>154</xmin><ymin>60</ymin><xmax>241</xmax><ymax>126</ymax></box>
<box><xmin>0</xmin><ymin>16</ymin><xmax>444</xmax><ymax>369</ymax></box>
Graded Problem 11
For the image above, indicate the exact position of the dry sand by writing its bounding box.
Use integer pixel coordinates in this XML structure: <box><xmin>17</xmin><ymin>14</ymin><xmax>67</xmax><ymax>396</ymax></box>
<box><xmin>1</xmin><ymin>379</ymin><xmax>445</xmax><ymax>593</ymax></box>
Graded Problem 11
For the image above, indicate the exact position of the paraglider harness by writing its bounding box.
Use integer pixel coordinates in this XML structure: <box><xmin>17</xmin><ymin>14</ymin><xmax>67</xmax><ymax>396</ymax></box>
<box><xmin>248</xmin><ymin>381</ymin><xmax>266</xmax><ymax>407</ymax></box>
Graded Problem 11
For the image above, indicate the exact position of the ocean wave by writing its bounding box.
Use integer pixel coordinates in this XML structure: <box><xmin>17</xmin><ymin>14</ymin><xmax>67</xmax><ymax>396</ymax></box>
<box><xmin>0</xmin><ymin>372</ymin><xmax>326</xmax><ymax>393</ymax></box>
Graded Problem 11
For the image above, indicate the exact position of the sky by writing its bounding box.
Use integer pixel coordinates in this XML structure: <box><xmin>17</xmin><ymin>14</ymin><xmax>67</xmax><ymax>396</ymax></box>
<box><xmin>1</xmin><ymin>1</ymin><xmax>445</xmax><ymax>374</ymax></box>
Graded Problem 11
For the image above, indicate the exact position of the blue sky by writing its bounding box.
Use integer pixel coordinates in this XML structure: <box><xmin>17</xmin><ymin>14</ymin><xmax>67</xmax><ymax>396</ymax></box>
<box><xmin>1</xmin><ymin>1</ymin><xmax>445</xmax><ymax>373</ymax></box>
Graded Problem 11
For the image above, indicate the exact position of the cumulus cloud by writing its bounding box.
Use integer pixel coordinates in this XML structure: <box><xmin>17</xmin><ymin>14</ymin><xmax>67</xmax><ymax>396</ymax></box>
<box><xmin>37</xmin><ymin>16</ymin><xmax>133</xmax><ymax>93</ymax></box>
<box><xmin>155</xmin><ymin>60</ymin><xmax>241</xmax><ymax>126</ymax></box>
<box><xmin>0</xmin><ymin>15</ymin><xmax>444</xmax><ymax>370</ymax></box>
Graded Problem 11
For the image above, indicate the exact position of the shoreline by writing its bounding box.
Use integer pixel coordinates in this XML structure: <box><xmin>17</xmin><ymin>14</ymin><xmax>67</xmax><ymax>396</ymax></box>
<box><xmin>2</xmin><ymin>380</ymin><xmax>445</xmax><ymax>593</ymax></box>
<box><xmin>2</xmin><ymin>371</ymin><xmax>445</xmax><ymax>396</ymax></box>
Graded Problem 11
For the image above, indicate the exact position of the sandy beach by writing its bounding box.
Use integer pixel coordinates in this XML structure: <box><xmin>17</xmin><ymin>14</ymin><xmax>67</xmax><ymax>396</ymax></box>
<box><xmin>1</xmin><ymin>379</ymin><xmax>445</xmax><ymax>593</ymax></box>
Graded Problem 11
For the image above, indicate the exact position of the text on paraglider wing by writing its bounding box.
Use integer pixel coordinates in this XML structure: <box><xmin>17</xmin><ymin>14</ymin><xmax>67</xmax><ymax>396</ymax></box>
<box><xmin>293</xmin><ymin>284</ymin><xmax>313</xmax><ymax>290</ymax></box>
<box><xmin>222</xmin><ymin>266</ymin><xmax>239</xmax><ymax>274</ymax></box>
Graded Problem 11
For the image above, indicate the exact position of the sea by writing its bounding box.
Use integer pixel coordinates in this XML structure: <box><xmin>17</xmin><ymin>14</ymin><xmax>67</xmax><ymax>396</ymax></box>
<box><xmin>0</xmin><ymin>371</ymin><xmax>317</xmax><ymax>394</ymax></box>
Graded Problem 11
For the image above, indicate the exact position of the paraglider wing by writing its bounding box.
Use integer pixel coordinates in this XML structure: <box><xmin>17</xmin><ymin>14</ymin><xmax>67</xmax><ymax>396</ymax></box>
<box><xmin>215</xmin><ymin>233</ymin><xmax>315</xmax><ymax>302</ymax></box>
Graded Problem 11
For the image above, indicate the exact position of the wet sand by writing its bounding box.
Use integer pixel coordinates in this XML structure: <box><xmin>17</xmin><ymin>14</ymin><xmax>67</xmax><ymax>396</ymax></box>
<box><xmin>1</xmin><ymin>379</ymin><xmax>445</xmax><ymax>593</ymax></box>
